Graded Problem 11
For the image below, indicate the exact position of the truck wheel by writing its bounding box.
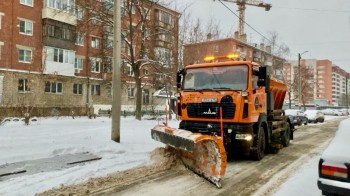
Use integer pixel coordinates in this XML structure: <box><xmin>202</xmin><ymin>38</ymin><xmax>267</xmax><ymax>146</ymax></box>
<box><xmin>281</xmin><ymin>123</ymin><xmax>291</xmax><ymax>147</ymax></box>
<box><xmin>251</xmin><ymin>126</ymin><xmax>266</xmax><ymax>160</ymax></box>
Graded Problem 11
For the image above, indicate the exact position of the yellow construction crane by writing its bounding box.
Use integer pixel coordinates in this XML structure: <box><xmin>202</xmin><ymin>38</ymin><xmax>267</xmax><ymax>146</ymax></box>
<box><xmin>219</xmin><ymin>0</ymin><xmax>271</xmax><ymax>36</ymax></box>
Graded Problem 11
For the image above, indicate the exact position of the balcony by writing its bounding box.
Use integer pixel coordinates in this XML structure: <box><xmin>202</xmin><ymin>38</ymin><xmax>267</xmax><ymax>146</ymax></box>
<box><xmin>155</xmin><ymin>21</ymin><xmax>172</xmax><ymax>30</ymax></box>
<box><xmin>155</xmin><ymin>40</ymin><xmax>172</xmax><ymax>49</ymax></box>
<box><xmin>42</xmin><ymin>7</ymin><xmax>77</xmax><ymax>26</ymax></box>
<box><xmin>103</xmin><ymin>73</ymin><xmax>112</xmax><ymax>81</ymax></box>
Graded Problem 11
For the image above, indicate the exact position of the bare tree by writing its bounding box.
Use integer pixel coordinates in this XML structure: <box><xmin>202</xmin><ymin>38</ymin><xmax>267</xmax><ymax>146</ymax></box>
<box><xmin>75</xmin><ymin>0</ymin><xmax>178</xmax><ymax>120</ymax></box>
<box><xmin>292</xmin><ymin>64</ymin><xmax>315</xmax><ymax>110</ymax></box>
<box><xmin>265</xmin><ymin>31</ymin><xmax>290</xmax><ymax>79</ymax></box>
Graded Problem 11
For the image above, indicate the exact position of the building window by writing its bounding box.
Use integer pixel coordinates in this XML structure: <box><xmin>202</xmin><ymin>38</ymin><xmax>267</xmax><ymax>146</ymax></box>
<box><xmin>144</xmin><ymin>8</ymin><xmax>150</xmax><ymax>20</ymax></box>
<box><xmin>54</xmin><ymin>48</ymin><xmax>63</xmax><ymax>62</ymax></box>
<box><xmin>214</xmin><ymin>45</ymin><xmax>219</xmax><ymax>53</ymax></box>
<box><xmin>105</xmin><ymin>36</ymin><xmax>113</xmax><ymax>48</ymax></box>
<box><xmin>75</xmin><ymin>6</ymin><xmax>83</xmax><ymax>20</ymax></box>
<box><xmin>45</xmin><ymin>81</ymin><xmax>63</xmax><ymax>94</ymax></box>
<box><xmin>44</xmin><ymin>25</ymin><xmax>72</xmax><ymax>41</ymax></box>
<box><xmin>91</xmin><ymin>37</ymin><xmax>101</xmax><ymax>48</ymax></box>
<box><xmin>46</xmin><ymin>47</ymin><xmax>74</xmax><ymax>64</ymax></box>
<box><xmin>0</xmin><ymin>42</ymin><xmax>3</xmax><ymax>60</ymax></box>
<box><xmin>46</xmin><ymin>25</ymin><xmax>55</xmax><ymax>37</ymax></box>
<box><xmin>20</xmin><ymin>0</ymin><xmax>33</xmax><ymax>6</ymax></box>
<box><xmin>75</xmin><ymin>32</ymin><xmax>84</xmax><ymax>45</ymax></box>
<box><xmin>144</xmin><ymin>69</ymin><xmax>149</xmax><ymax>76</ymax></box>
<box><xmin>18</xmin><ymin>79</ymin><xmax>30</xmax><ymax>92</ymax></box>
<box><xmin>90</xmin><ymin>58</ymin><xmax>101</xmax><ymax>73</ymax></box>
<box><xmin>155</xmin><ymin>47</ymin><xmax>171</xmax><ymax>67</ymax></box>
<box><xmin>103</xmin><ymin>57</ymin><xmax>112</xmax><ymax>72</ymax></box>
<box><xmin>18</xmin><ymin>48</ymin><xmax>32</xmax><ymax>63</ymax></box>
<box><xmin>91</xmin><ymin>84</ymin><xmax>100</xmax><ymax>95</ymax></box>
<box><xmin>102</xmin><ymin>0</ymin><xmax>114</xmax><ymax>12</ymax></box>
<box><xmin>0</xmin><ymin>12</ymin><xmax>4</xmax><ymax>30</ymax></box>
<box><xmin>73</xmin><ymin>83</ymin><xmax>83</xmax><ymax>95</ymax></box>
<box><xmin>91</xmin><ymin>15</ymin><xmax>101</xmax><ymax>25</ymax></box>
<box><xmin>45</xmin><ymin>0</ymin><xmax>75</xmax><ymax>13</ymax></box>
<box><xmin>19</xmin><ymin>19</ymin><xmax>33</xmax><ymax>35</ymax></box>
<box><xmin>143</xmin><ymin>89</ymin><xmax>149</xmax><ymax>104</ymax></box>
<box><xmin>62</xmin><ymin>28</ymin><xmax>71</xmax><ymax>40</ymax></box>
<box><xmin>75</xmin><ymin>57</ymin><xmax>83</xmax><ymax>73</ymax></box>
<box><xmin>127</xmin><ymin>64</ymin><xmax>134</xmax><ymax>76</ymax></box>
<box><xmin>127</xmin><ymin>45</ymin><xmax>135</xmax><ymax>56</ymax></box>
<box><xmin>128</xmin><ymin>87</ymin><xmax>134</xmax><ymax>97</ymax></box>
<box><xmin>129</xmin><ymin>3</ymin><xmax>135</xmax><ymax>14</ymax></box>
<box><xmin>158</xmin><ymin>10</ymin><xmax>172</xmax><ymax>25</ymax></box>
<box><xmin>156</xmin><ymin>29</ymin><xmax>172</xmax><ymax>43</ymax></box>
<box><xmin>156</xmin><ymin>74</ymin><xmax>164</xmax><ymax>80</ymax></box>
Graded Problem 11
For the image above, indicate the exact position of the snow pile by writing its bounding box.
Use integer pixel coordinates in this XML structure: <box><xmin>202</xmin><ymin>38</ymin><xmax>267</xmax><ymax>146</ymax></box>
<box><xmin>0</xmin><ymin>116</ymin><xmax>179</xmax><ymax>195</ymax></box>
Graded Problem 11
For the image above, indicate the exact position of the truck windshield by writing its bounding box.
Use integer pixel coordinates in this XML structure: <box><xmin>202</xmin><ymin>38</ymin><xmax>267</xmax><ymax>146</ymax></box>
<box><xmin>183</xmin><ymin>65</ymin><xmax>248</xmax><ymax>91</ymax></box>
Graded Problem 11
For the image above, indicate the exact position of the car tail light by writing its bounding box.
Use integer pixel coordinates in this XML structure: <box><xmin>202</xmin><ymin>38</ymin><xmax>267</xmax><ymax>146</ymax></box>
<box><xmin>321</xmin><ymin>164</ymin><xmax>348</xmax><ymax>179</ymax></box>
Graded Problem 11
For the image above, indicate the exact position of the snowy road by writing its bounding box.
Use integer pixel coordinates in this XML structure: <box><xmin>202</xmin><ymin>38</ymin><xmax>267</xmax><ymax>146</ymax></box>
<box><xmin>87</xmin><ymin>119</ymin><xmax>342</xmax><ymax>196</ymax></box>
<box><xmin>100</xmin><ymin>118</ymin><xmax>338</xmax><ymax>195</ymax></box>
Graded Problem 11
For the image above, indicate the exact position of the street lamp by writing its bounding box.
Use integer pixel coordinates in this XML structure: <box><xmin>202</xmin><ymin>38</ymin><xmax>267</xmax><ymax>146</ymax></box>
<box><xmin>298</xmin><ymin>51</ymin><xmax>308</xmax><ymax>109</ymax></box>
<box><xmin>346</xmin><ymin>73</ymin><xmax>349</xmax><ymax>115</ymax></box>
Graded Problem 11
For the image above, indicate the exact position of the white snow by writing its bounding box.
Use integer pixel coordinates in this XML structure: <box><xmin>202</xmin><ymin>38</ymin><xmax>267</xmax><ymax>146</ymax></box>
<box><xmin>0</xmin><ymin>116</ymin><xmax>178</xmax><ymax>195</ymax></box>
<box><xmin>0</xmin><ymin>115</ymin><xmax>347</xmax><ymax>195</ymax></box>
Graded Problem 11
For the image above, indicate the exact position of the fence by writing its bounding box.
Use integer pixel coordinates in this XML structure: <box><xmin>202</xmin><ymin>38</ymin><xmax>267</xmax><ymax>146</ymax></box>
<box><xmin>0</xmin><ymin>106</ymin><xmax>87</xmax><ymax>119</ymax></box>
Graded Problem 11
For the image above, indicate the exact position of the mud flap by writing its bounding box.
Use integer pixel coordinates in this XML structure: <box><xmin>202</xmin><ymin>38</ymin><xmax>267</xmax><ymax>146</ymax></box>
<box><xmin>151</xmin><ymin>125</ymin><xmax>227</xmax><ymax>188</ymax></box>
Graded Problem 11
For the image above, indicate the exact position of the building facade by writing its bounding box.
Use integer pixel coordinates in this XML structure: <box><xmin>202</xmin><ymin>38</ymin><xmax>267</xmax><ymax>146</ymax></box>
<box><xmin>183</xmin><ymin>37</ymin><xmax>285</xmax><ymax>79</ymax></box>
<box><xmin>332</xmin><ymin>65</ymin><xmax>350</xmax><ymax>106</ymax></box>
<box><xmin>283</xmin><ymin>59</ymin><xmax>349</xmax><ymax>107</ymax></box>
<box><xmin>0</xmin><ymin>0</ymin><xmax>179</xmax><ymax>117</ymax></box>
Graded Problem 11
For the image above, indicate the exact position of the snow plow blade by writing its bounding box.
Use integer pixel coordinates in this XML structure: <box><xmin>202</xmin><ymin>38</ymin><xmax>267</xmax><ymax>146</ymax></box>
<box><xmin>151</xmin><ymin>125</ymin><xmax>227</xmax><ymax>188</ymax></box>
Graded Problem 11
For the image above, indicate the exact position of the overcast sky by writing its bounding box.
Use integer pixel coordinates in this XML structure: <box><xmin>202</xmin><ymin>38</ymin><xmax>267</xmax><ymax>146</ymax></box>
<box><xmin>171</xmin><ymin>0</ymin><xmax>350</xmax><ymax>72</ymax></box>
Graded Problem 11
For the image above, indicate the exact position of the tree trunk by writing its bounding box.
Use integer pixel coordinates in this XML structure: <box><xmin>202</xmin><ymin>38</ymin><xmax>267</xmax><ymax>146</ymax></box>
<box><xmin>135</xmin><ymin>77</ymin><xmax>142</xmax><ymax>120</ymax></box>
<box><xmin>288</xmin><ymin>91</ymin><xmax>292</xmax><ymax>109</ymax></box>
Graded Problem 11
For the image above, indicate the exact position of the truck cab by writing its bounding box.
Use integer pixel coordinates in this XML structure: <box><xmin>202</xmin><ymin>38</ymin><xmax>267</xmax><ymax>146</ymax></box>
<box><xmin>176</xmin><ymin>57</ymin><xmax>291</xmax><ymax>159</ymax></box>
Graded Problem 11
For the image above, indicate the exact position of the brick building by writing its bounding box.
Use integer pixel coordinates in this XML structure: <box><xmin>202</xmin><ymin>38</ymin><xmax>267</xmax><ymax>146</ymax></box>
<box><xmin>0</xmin><ymin>0</ymin><xmax>179</xmax><ymax>117</ymax></box>
<box><xmin>283</xmin><ymin>59</ymin><xmax>349</xmax><ymax>107</ymax></box>
<box><xmin>183</xmin><ymin>36</ymin><xmax>285</xmax><ymax>80</ymax></box>
<box><xmin>332</xmin><ymin>65</ymin><xmax>350</xmax><ymax>106</ymax></box>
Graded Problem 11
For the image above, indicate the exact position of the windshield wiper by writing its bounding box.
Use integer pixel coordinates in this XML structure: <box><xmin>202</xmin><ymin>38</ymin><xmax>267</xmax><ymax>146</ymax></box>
<box><xmin>198</xmin><ymin>88</ymin><xmax>220</xmax><ymax>93</ymax></box>
<box><xmin>183</xmin><ymin>88</ymin><xmax>196</xmax><ymax>91</ymax></box>
<box><xmin>213</xmin><ymin>87</ymin><xmax>231</xmax><ymax>90</ymax></box>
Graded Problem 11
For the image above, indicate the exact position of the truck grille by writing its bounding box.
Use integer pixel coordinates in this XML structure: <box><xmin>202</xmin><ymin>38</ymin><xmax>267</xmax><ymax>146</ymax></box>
<box><xmin>186</xmin><ymin>103</ymin><xmax>235</xmax><ymax>119</ymax></box>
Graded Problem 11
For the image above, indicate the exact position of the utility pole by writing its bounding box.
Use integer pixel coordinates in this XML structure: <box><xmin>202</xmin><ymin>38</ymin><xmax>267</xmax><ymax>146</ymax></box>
<box><xmin>346</xmin><ymin>73</ymin><xmax>349</xmax><ymax>115</ymax></box>
<box><xmin>111</xmin><ymin>0</ymin><xmax>121</xmax><ymax>142</ymax></box>
<box><xmin>298</xmin><ymin>51</ymin><xmax>308</xmax><ymax>110</ymax></box>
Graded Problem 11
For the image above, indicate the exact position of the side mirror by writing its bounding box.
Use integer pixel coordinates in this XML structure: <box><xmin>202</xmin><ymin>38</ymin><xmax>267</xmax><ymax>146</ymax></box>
<box><xmin>176</xmin><ymin>69</ymin><xmax>185</xmax><ymax>89</ymax></box>
<box><xmin>258</xmin><ymin>66</ymin><xmax>267</xmax><ymax>87</ymax></box>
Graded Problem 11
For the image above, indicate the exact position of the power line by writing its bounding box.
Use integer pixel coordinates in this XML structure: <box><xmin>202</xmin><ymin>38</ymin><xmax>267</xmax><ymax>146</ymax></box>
<box><xmin>288</xmin><ymin>41</ymin><xmax>350</xmax><ymax>46</ymax></box>
<box><xmin>217</xmin><ymin>1</ymin><xmax>271</xmax><ymax>43</ymax></box>
<box><xmin>217</xmin><ymin>0</ymin><xmax>286</xmax><ymax>54</ymax></box>
<box><xmin>274</xmin><ymin>6</ymin><xmax>350</xmax><ymax>13</ymax></box>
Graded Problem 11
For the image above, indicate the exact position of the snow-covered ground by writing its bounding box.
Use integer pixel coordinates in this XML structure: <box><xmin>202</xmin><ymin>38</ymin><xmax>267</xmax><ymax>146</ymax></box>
<box><xmin>0</xmin><ymin>115</ymin><xmax>346</xmax><ymax>195</ymax></box>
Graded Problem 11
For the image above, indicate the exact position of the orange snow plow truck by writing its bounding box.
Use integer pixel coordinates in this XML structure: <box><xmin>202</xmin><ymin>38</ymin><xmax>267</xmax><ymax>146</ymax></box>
<box><xmin>151</xmin><ymin>56</ymin><xmax>293</xmax><ymax>188</ymax></box>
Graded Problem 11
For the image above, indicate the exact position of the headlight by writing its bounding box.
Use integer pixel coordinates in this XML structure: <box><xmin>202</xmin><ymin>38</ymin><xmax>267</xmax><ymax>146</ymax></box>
<box><xmin>235</xmin><ymin>133</ymin><xmax>252</xmax><ymax>141</ymax></box>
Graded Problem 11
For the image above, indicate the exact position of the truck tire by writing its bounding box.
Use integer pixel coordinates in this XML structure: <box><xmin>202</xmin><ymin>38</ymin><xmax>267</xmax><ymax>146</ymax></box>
<box><xmin>281</xmin><ymin>122</ymin><xmax>291</xmax><ymax>147</ymax></box>
<box><xmin>251</xmin><ymin>126</ymin><xmax>266</xmax><ymax>161</ymax></box>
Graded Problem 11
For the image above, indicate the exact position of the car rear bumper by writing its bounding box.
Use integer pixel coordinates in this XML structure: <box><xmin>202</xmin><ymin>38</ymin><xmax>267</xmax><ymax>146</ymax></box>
<box><xmin>318</xmin><ymin>178</ymin><xmax>350</xmax><ymax>195</ymax></box>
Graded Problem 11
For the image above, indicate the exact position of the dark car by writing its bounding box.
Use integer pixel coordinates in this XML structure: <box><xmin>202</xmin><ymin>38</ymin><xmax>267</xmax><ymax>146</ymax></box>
<box><xmin>285</xmin><ymin>109</ymin><xmax>308</xmax><ymax>126</ymax></box>
<box><xmin>318</xmin><ymin>119</ymin><xmax>350</xmax><ymax>195</ymax></box>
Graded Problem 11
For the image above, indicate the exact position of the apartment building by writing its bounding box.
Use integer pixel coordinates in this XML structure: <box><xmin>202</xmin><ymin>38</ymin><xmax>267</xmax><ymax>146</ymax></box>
<box><xmin>283</xmin><ymin>59</ymin><xmax>349</xmax><ymax>107</ymax></box>
<box><xmin>0</xmin><ymin>0</ymin><xmax>179</xmax><ymax>116</ymax></box>
<box><xmin>332</xmin><ymin>65</ymin><xmax>350</xmax><ymax>106</ymax></box>
<box><xmin>183</xmin><ymin>37</ymin><xmax>285</xmax><ymax>79</ymax></box>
